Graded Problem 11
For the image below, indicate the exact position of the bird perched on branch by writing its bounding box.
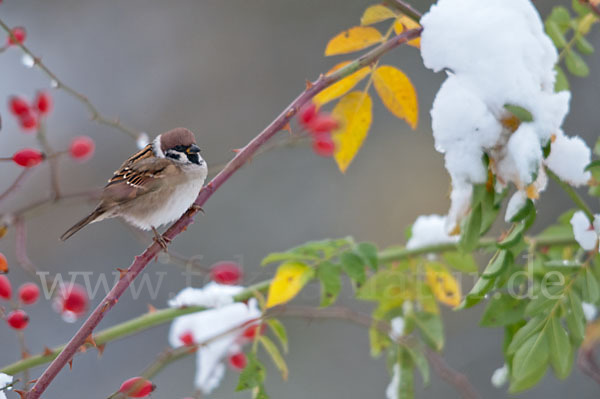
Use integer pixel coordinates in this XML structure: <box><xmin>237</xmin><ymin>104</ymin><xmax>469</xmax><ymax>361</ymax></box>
<box><xmin>61</xmin><ymin>127</ymin><xmax>208</xmax><ymax>247</ymax></box>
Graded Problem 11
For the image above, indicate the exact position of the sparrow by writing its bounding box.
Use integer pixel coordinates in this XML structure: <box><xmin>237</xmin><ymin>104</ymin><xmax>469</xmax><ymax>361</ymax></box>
<box><xmin>60</xmin><ymin>127</ymin><xmax>208</xmax><ymax>246</ymax></box>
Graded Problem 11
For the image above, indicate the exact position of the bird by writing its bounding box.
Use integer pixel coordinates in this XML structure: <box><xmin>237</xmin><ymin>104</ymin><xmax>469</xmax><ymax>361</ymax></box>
<box><xmin>60</xmin><ymin>127</ymin><xmax>208</xmax><ymax>247</ymax></box>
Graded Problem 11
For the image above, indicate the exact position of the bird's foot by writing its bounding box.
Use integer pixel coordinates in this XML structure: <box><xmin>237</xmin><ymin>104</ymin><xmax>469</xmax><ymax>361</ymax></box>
<box><xmin>151</xmin><ymin>227</ymin><xmax>170</xmax><ymax>251</ymax></box>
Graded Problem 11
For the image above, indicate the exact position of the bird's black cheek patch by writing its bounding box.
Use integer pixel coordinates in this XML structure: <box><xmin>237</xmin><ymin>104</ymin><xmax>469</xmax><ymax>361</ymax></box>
<box><xmin>187</xmin><ymin>154</ymin><xmax>200</xmax><ymax>165</ymax></box>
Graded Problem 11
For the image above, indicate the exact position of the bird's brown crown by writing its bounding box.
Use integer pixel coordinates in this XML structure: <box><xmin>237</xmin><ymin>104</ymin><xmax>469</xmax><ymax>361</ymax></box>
<box><xmin>160</xmin><ymin>127</ymin><xmax>197</xmax><ymax>152</ymax></box>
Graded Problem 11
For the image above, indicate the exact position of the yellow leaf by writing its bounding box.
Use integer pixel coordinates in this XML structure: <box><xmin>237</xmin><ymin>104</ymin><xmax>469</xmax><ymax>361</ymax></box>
<box><xmin>266</xmin><ymin>262</ymin><xmax>312</xmax><ymax>308</ymax></box>
<box><xmin>393</xmin><ymin>16</ymin><xmax>421</xmax><ymax>48</ymax></box>
<box><xmin>360</xmin><ymin>5</ymin><xmax>396</xmax><ymax>25</ymax></box>
<box><xmin>332</xmin><ymin>91</ymin><xmax>373</xmax><ymax>173</ymax></box>
<box><xmin>425</xmin><ymin>264</ymin><xmax>461</xmax><ymax>308</ymax></box>
<box><xmin>313</xmin><ymin>62</ymin><xmax>371</xmax><ymax>106</ymax></box>
<box><xmin>372</xmin><ymin>65</ymin><xmax>418</xmax><ymax>129</ymax></box>
<box><xmin>325</xmin><ymin>26</ymin><xmax>383</xmax><ymax>56</ymax></box>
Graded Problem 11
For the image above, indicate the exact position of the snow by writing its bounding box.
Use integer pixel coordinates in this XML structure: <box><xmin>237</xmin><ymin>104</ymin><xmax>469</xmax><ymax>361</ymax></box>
<box><xmin>570</xmin><ymin>211</ymin><xmax>598</xmax><ymax>251</ymax></box>
<box><xmin>491</xmin><ymin>364</ymin><xmax>508</xmax><ymax>388</ymax></box>
<box><xmin>505</xmin><ymin>191</ymin><xmax>527</xmax><ymax>222</ymax></box>
<box><xmin>389</xmin><ymin>317</ymin><xmax>405</xmax><ymax>340</ymax></box>
<box><xmin>0</xmin><ymin>373</ymin><xmax>12</xmax><ymax>399</ymax></box>
<box><xmin>385</xmin><ymin>364</ymin><xmax>400</xmax><ymax>399</ymax></box>
<box><xmin>406</xmin><ymin>214</ymin><xmax>459</xmax><ymax>249</ymax></box>
<box><xmin>582</xmin><ymin>302</ymin><xmax>598</xmax><ymax>321</ymax></box>
<box><xmin>420</xmin><ymin>0</ymin><xmax>590</xmax><ymax>231</ymax></box>
<box><xmin>168</xmin><ymin>283</ymin><xmax>261</xmax><ymax>394</ymax></box>
<box><xmin>545</xmin><ymin>131</ymin><xmax>592</xmax><ymax>186</ymax></box>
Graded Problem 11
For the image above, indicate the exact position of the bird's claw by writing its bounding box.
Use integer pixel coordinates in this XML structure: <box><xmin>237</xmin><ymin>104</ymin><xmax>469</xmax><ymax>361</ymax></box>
<box><xmin>191</xmin><ymin>204</ymin><xmax>205</xmax><ymax>214</ymax></box>
<box><xmin>151</xmin><ymin>227</ymin><xmax>170</xmax><ymax>251</ymax></box>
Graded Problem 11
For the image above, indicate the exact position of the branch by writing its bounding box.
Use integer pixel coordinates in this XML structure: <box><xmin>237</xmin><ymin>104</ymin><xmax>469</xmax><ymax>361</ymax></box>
<box><xmin>0</xmin><ymin>18</ymin><xmax>140</xmax><ymax>140</ymax></box>
<box><xmin>0</xmin><ymin>169</ymin><xmax>32</xmax><ymax>205</ymax></box>
<box><xmin>24</xmin><ymin>27</ymin><xmax>423</xmax><ymax>399</ymax></box>
<box><xmin>1</xmin><ymin>228</ymin><xmax>575</xmax><ymax>378</ymax></box>
<box><xmin>383</xmin><ymin>0</ymin><xmax>423</xmax><ymax>21</ymax></box>
<box><xmin>546</xmin><ymin>168</ymin><xmax>595</xmax><ymax>222</ymax></box>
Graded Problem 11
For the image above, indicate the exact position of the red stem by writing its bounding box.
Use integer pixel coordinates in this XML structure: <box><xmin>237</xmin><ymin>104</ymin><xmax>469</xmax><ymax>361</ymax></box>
<box><xmin>26</xmin><ymin>28</ymin><xmax>422</xmax><ymax>398</ymax></box>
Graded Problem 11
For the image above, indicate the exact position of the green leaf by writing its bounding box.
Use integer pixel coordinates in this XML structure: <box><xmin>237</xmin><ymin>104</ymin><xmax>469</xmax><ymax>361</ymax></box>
<box><xmin>482</xmin><ymin>250</ymin><xmax>512</xmax><ymax>279</ymax></box>
<box><xmin>261</xmin><ymin>252</ymin><xmax>317</xmax><ymax>266</ymax></box>
<box><xmin>595</xmin><ymin>137</ymin><xmax>600</xmax><ymax>156</ymax></box>
<box><xmin>480</xmin><ymin>293</ymin><xmax>527</xmax><ymax>327</ymax></box>
<box><xmin>236</xmin><ymin>353</ymin><xmax>266</xmax><ymax>391</ymax></box>
<box><xmin>510</xmin><ymin>332</ymin><xmax>549</xmax><ymax>393</ymax></box>
<box><xmin>460</xmin><ymin>204</ymin><xmax>482</xmax><ymax>252</ymax></box>
<box><xmin>525</xmin><ymin>285</ymin><xmax>562</xmax><ymax>317</ymax></box>
<box><xmin>259</xmin><ymin>335</ymin><xmax>288</xmax><ymax>380</ymax></box>
<box><xmin>457</xmin><ymin>275</ymin><xmax>495</xmax><ymax>309</ymax></box>
<box><xmin>340</xmin><ymin>252</ymin><xmax>366</xmax><ymax>285</ymax></box>
<box><xmin>498</xmin><ymin>223</ymin><xmax>525</xmax><ymax>249</ymax></box>
<box><xmin>406</xmin><ymin>345</ymin><xmax>430</xmax><ymax>386</ymax></box>
<box><xmin>576</xmin><ymin>34</ymin><xmax>595</xmax><ymax>54</ymax></box>
<box><xmin>503</xmin><ymin>104</ymin><xmax>534</xmax><ymax>122</ymax></box>
<box><xmin>548</xmin><ymin>315</ymin><xmax>572</xmax><ymax>379</ymax></box>
<box><xmin>412</xmin><ymin>312</ymin><xmax>444</xmax><ymax>351</ymax></box>
<box><xmin>399</xmin><ymin>349</ymin><xmax>415</xmax><ymax>399</ymax></box>
<box><xmin>537</xmin><ymin>223</ymin><xmax>574</xmax><ymax>241</ymax></box>
<box><xmin>507</xmin><ymin>316</ymin><xmax>546</xmax><ymax>355</ymax></box>
<box><xmin>358</xmin><ymin>269</ymin><xmax>409</xmax><ymax>302</ymax></box>
<box><xmin>510</xmin><ymin>199</ymin><xmax>535</xmax><ymax>223</ymax></box>
<box><xmin>582</xmin><ymin>268</ymin><xmax>600</xmax><ymax>303</ymax></box>
<box><xmin>442</xmin><ymin>251</ymin><xmax>478</xmax><ymax>273</ymax></box>
<box><xmin>565</xmin><ymin>292</ymin><xmax>586</xmax><ymax>343</ymax></box>
<box><xmin>355</xmin><ymin>242</ymin><xmax>379</xmax><ymax>271</ymax></box>
<box><xmin>585</xmin><ymin>160</ymin><xmax>600</xmax><ymax>171</ymax></box>
<box><xmin>572</xmin><ymin>0</ymin><xmax>591</xmax><ymax>16</ymax></box>
<box><xmin>369</xmin><ymin>323</ymin><xmax>391</xmax><ymax>357</ymax></box>
<box><xmin>545</xmin><ymin>19</ymin><xmax>568</xmax><ymax>48</ymax></box>
<box><xmin>565</xmin><ymin>49</ymin><xmax>590</xmax><ymax>77</ymax></box>
<box><xmin>549</xmin><ymin>6</ymin><xmax>572</xmax><ymax>31</ymax></box>
<box><xmin>554</xmin><ymin>65</ymin><xmax>570</xmax><ymax>92</ymax></box>
<box><xmin>266</xmin><ymin>319</ymin><xmax>288</xmax><ymax>354</ymax></box>
<box><xmin>316</xmin><ymin>261</ymin><xmax>342</xmax><ymax>307</ymax></box>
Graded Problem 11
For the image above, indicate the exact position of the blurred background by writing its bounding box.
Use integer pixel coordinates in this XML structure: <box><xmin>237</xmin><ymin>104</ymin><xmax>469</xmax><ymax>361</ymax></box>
<box><xmin>0</xmin><ymin>0</ymin><xmax>598</xmax><ymax>398</ymax></box>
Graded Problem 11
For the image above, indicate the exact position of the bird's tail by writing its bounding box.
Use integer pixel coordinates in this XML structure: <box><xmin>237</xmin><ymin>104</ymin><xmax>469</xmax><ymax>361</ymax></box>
<box><xmin>60</xmin><ymin>208</ymin><xmax>105</xmax><ymax>241</ymax></box>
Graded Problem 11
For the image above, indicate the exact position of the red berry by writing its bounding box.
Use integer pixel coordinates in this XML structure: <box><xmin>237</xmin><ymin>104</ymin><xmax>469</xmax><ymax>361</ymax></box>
<box><xmin>18</xmin><ymin>283</ymin><xmax>40</xmax><ymax>305</ymax></box>
<box><xmin>242</xmin><ymin>323</ymin><xmax>266</xmax><ymax>339</ymax></box>
<box><xmin>18</xmin><ymin>109</ymin><xmax>38</xmax><ymax>131</ymax></box>
<box><xmin>55</xmin><ymin>284</ymin><xmax>88</xmax><ymax>319</ymax></box>
<box><xmin>0</xmin><ymin>275</ymin><xmax>11</xmax><ymax>300</ymax></box>
<box><xmin>228</xmin><ymin>352</ymin><xmax>247</xmax><ymax>370</ymax></box>
<box><xmin>309</xmin><ymin>115</ymin><xmax>339</xmax><ymax>133</ymax></box>
<box><xmin>299</xmin><ymin>103</ymin><xmax>317</xmax><ymax>126</ymax></box>
<box><xmin>119</xmin><ymin>377</ymin><xmax>155</xmax><ymax>398</ymax></box>
<box><xmin>210</xmin><ymin>261</ymin><xmax>243</xmax><ymax>285</ymax></box>
<box><xmin>13</xmin><ymin>148</ymin><xmax>43</xmax><ymax>168</ymax></box>
<box><xmin>6</xmin><ymin>309</ymin><xmax>29</xmax><ymax>330</ymax></box>
<box><xmin>8</xmin><ymin>96</ymin><xmax>30</xmax><ymax>116</ymax></box>
<box><xmin>34</xmin><ymin>91</ymin><xmax>52</xmax><ymax>115</ymax></box>
<box><xmin>179</xmin><ymin>331</ymin><xmax>195</xmax><ymax>346</ymax></box>
<box><xmin>69</xmin><ymin>136</ymin><xmax>95</xmax><ymax>161</ymax></box>
<box><xmin>312</xmin><ymin>137</ymin><xmax>336</xmax><ymax>157</ymax></box>
<box><xmin>7</xmin><ymin>27</ymin><xmax>26</xmax><ymax>45</ymax></box>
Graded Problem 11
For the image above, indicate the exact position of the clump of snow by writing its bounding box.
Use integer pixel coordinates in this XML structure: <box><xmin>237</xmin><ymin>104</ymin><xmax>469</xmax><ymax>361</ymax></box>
<box><xmin>168</xmin><ymin>283</ymin><xmax>261</xmax><ymax>395</ymax></box>
<box><xmin>389</xmin><ymin>317</ymin><xmax>405</xmax><ymax>341</ymax></box>
<box><xmin>168</xmin><ymin>282</ymin><xmax>244</xmax><ymax>309</ymax></box>
<box><xmin>582</xmin><ymin>302</ymin><xmax>598</xmax><ymax>321</ymax></box>
<box><xmin>0</xmin><ymin>373</ymin><xmax>12</xmax><ymax>399</ymax></box>
<box><xmin>545</xmin><ymin>131</ymin><xmax>592</xmax><ymax>186</ymax></box>
<box><xmin>504</xmin><ymin>191</ymin><xmax>527</xmax><ymax>222</ymax></box>
<box><xmin>570</xmin><ymin>211</ymin><xmax>599</xmax><ymax>251</ymax></box>
<box><xmin>420</xmin><ymin>0</ymin><xmax>590</xmax><ymax>231</ymax></box>
<box><xmin>406</xmin><ymin>214</ymin><xmax>459</xmax><ymax>249</ymax></box>
<box><xmin>385</xmin><ymin>364</ymin><xmax>401</xmax><ymax>399</ymax></box>
<box><xmin>491</xmin><ymin>364</ymin><xmax>508</xmax><ymax>388</ymax></box>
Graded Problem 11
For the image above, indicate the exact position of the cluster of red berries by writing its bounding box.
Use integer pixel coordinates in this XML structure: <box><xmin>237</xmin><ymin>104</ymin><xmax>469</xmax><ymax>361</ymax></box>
<box><xmin>298</xmin><ymin>103</ymin><xmax>339</xmax><ymax>157</ymax></box>
<box><xmin>0</xmin><ymin>273</ymin><xmax>40</xmax><ymax>330</ymax></box>
<box><xmin>7</xmin><ymin>91</ymin><xmax>96</xmax><ymax>168</ymax></box>
<box><xmin>6</xmin><ymin>26</ymin><xmax>26</xmax><ymax>46</ymax></box>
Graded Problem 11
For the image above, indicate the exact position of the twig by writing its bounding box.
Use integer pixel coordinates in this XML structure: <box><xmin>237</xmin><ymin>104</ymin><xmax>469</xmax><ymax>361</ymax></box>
<box><xmin>36</xmin><ymin>120</ymin><xmax>61</xmax><ymax>198</ymax></box>
<box><xmin>546</xmin><ymin>167</ymin><xmax>595</xmax><ymax>222</ymax></box>
<box><xmin>0</xmin><ymin>18</ymin><xmax>140</xmax><ymax>140</ymax></box>
<box><xmin>383</xmin><ymin>0</ymin><xmax>423</xmax><ymax>21</ymax></box>
<box><xmin>24</xmin><ymin>28</ymin><xmax>423</xmax><ymax>399</ymax></box>
<box><xmin>14</xmin><ymin>218</ymin><xmax>39</xmax><ymax>278</ymax></box>
<box><xmin>0</xmin><ymin>229</ymin><xmax>576</xmax><ymax>377</ymax></box>
<box><xmin>0</xmin><ymin>169</ymin><xmax>32</xmax><ymax>205</ymax></box>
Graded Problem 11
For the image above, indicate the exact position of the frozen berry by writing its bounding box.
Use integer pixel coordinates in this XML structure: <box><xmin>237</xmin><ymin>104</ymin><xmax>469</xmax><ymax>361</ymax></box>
<box><xmin>18</xmin><ymin>283</ymin><xmax>40</xmax><ymax>305</ymax></box>
<box><xmin>0</xmin><ymin>275</ymin><xmax>11</xmax><ymax>300</ymax></box>
<box><xmin>210</xmin><ymin>261</ymin><xmax>243</xmax><ymax>285</ymax></box>
<box><xmin>312</xmin><ymin>138</ymin><xmax>336</xmax><ymax>157</ymax></box>
<box><xmin>54</xmin><ymin>284</ymin><xmax>88</xmax><ymax>321</ymax></box>
<box><xmin>8</xmin><ymin>96</ymin><xmax>30</xmax><ymax>116</ymax></box>
<box><xmin>228</xmin><ymin>352</ymin><xmax>247</xmax><ymax>370</ymax></box>
<box><xmin>18</xmin><ymin>110</ymin><xmax>38</xmax><ymax>131</ymax></box>
<box><xmin>179</xmin><ymin>331</ymin><xmax>195</xmax><ymax>346</ymax></box>
<box><xmin>309</xmin><ymin>116</ymin><xmax>339</xmax><ymax>133</ymax></box>
<box><xmin>69</xmin><ymin>136</ymin><xmax>95</xmax><ymax>161</ymax></box>
<box><xmin>242</xmin><ymin>323</ymin><xmax>266</xmax><ymax>339</ymax></box>
<box><xmin>119</xmin><ymin>377</ymin><xmax>155</xmax><ymax>398</ymax></box>
<box><xmin>6</xmin><ymin>309</ymin><xmax>29</xmax><ymax>330</ymax></box>
<box><xmin>7</xmin><ymin>27</ymin><xmax>26</xmax><ymax>45</ymax></box>
<box><xmin>13</xmin><ymin>148</ymin><xmax>43</xmax><ymax>168</ymax></box>
<box><xmin>34</xmin><ymin>91</ymin><xmax>52</xmax><ymax>114</ymax></box>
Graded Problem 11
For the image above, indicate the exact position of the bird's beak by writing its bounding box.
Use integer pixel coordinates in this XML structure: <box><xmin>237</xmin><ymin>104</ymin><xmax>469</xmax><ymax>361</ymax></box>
<box><xmin>186</xmin><ymin>144</ymin><xmax>201</xmax><ymax>154</ymax></box>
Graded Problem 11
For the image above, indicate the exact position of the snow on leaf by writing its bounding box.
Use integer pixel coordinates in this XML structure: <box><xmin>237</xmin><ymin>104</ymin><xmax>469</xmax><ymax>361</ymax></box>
<box><xmin>332</xmin><ymin>91</ymin><xmax>373</xmax><ymax>173</ymax></box>
<box><xmin>325</xmin><ymin>26</ymin><xmax>384</xmax><ymax>56</ymax></box>
<box><xmin>266</xmin><ymin>262</ymin><xmax>313</xmax><ymax>308</ymax></box>
<box><xmin>313</xmin><ymin>61</ymin><xmax>371</xmax><ymax>106</ymax></box>
<box><xmin>372</xmin><ymin>65</ymin><xmax>418</xmax><ymax>129</ymax></box>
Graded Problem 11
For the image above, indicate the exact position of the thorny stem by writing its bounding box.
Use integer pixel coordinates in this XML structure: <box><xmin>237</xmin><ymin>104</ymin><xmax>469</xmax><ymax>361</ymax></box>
<box><xmin>0</xmin><ymin>229</ymin><xmax>576</xmax><ymax>377</ymax></box>
<box><xmin>0</xmin><ymin>18</ymin><xmax>140</xmax><ymax>140</ymax></box>
<box><xmin>23</xmin><ymin>28</ymin><xmax>423</xmax><ymax>399</ymax></box>
<box><xmin>546</xmin><ymin>167</ymin><xmax>595</xmax><ymax>222</ymax></box>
